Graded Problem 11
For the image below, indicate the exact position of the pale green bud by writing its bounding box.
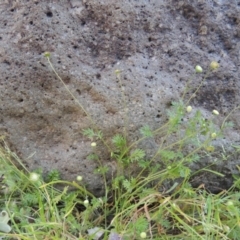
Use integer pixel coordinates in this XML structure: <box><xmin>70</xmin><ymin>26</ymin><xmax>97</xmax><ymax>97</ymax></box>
<box><xmin>226</xmin><ymin>200</ymin><xmax>234</xmax><ymax>206</ymax></box>
<box><xmin>140</xmin><ymin>232</ymin><xmax>147</xmax><ymax>239</ymax></box>
<box><xmin>91</xmin><ymin>142</ymin><xmax>97</xmax><ymax>147</ymax></box>
<box><xmin>83</xmin><ymin>199</ymin><xmax>89</xmax><ymax>206</ymax></box>
<box><xmin>186</xmin><ymin>106</ymin><xmax>192</xmax><ymax>113</ymax></box>
<box><xmin>29</xmin><ymin>172</ymin><xmax>40</xmax><ymax>182</ymax></box>
<box><xmin>76</xmin><ymin>176</ymin><xmax>83</xmax><ymax>181</ymax></box>
<box><xmin>115</xmin><ymin>69</ymin><xmax>121</xmax><ymax>75</ymax></box>
<box><xmin>212</xmin><ymin>109</ymin><xmax>219</xmax><ymax>115</ymax></box>
<box><xmin>211</xmin><ymin>133</ymin><xmax>217</xmax><ymax>139</ymax></box>
<box><xmin>195</xmin><ymin>65</ymin><xmax>203</xmax><ymax>73</ymax></box>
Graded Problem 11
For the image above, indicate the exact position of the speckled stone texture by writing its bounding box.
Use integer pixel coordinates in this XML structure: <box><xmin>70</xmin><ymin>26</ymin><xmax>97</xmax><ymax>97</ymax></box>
<box><xmin>0</xmin><ymin>0</ymin><xmax>239</xmax><ymax>195</ymax></box>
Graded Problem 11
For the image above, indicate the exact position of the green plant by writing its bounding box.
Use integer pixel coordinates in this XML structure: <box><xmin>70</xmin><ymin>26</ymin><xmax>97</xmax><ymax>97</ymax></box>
<box><xmin>0</xmin><ymin>55</ymin><xmax>240</xmax><ymax>239</ymax></box>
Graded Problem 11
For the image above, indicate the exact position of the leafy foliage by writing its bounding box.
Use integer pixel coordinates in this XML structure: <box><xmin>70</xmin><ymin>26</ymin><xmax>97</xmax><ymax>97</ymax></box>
<box><xmin>0</xmin><ymin>56</ymin><xmax>237</xmax><ymax>239</ymax></box>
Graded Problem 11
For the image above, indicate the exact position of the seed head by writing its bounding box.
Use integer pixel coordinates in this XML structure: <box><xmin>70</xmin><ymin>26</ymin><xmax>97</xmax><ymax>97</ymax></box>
<box><xmin>211</xmin><ymin>133</ymin><xmax>217</xmax><ymax>139</ymax></box>
<box><xmin>210</xmin><ymin>61</ymin><xmax>219</xmax><ymax>70</ymax></box>
<box><xmin>205</xmin><ymin>145</ymin><xmax>215</xmax><ymax>152</ymax></box>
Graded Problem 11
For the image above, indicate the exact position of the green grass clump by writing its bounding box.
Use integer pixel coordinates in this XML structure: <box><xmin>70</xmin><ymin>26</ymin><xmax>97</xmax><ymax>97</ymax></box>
<box><xmin>1</xmin><ymin>55</ymin><xmax>240</xmax><ymax>239</ymax></box>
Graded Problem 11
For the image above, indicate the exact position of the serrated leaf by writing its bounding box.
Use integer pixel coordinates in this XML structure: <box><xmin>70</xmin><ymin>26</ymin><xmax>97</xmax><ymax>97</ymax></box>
<box><xmin>179</xmin><ymin>166</ymin><xmax>191</xmax><ymax>178</ymax></box>
<box><xmin>82</xmin><ymin>128</ymin><xmax>95</xmax><ymax>139</ymax></box>
<box><xmin>87</xmin><ymin>153</ymin><xmax>99</xmax><ymax>161</ymax></box>
<box><xmin>140</xmin><ymin>125</ymin><xmax>153</xmax><ymax>137</ymax></box>
<box><xmin>134</xmin><ymin>215</ymin><xmax>148</xmax><ymax>233</ymax></box>
<box><xmin>129</xmin><ymin>149</ymin><xmax>145</xmax><ymax>162</ymax></box>
<box><xmin>112</xmin><ymin>134</ymin><xmax>127</xmax><ymax>149</ymax></box>
<box><xmin>123</xmin><ymin>179</ymin><xmax>131</xmax><ymax>191</ymax></box>
<box><xmin>138</xmin><ymin>160</ymin><xmax>150</xmax><ymax>168</ymax></box>
<box><xmin>159</xmin><ymin>150</ymin><xmax>181</xmax><ymax>160</ymax></box>
<box><xmin>53</xmin><ymin>186</ymin><xmax>68</xmax><ymax>204</ymax></box>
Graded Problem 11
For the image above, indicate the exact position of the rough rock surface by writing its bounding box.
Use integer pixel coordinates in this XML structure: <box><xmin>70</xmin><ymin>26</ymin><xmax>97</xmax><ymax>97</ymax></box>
<box><xmin>0</xmin><ymin>0</ymin><xmax>239</xmax><ymax>195</ymax></box>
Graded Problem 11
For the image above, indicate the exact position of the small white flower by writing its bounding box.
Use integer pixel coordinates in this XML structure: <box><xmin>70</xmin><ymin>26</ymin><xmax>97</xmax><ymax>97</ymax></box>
<box><xmin>29</xmin><ymin>172</ymin><xmax>40</xmax><ymax>182</ymax></box>
<box><xmin>195</xmin><ymin>65</ymin><xmax>203</xmax><ymax>73</ymax></box>
<box><xmin>186</xmin><ymin>106</ymin><xmax>192</xmax><ymax>113</ymax></box>
<box><xmin>212</xmin><ymin>110</ymin><xmax>219</xmax><ymax>115</ymax></box>
<box><xmin>140</xmin><ymin>232</ymin><xmax>147</xmax><ymax>239</ymax></box>
<box><xmin>76</xmin><ymin>176</ymin><xmax>83</xmax><ymax>181</ymax></box>
<box><xmin>91</xmin><ymin>142</ymin><xmax>97</xmax><ymax>147</ymax></box>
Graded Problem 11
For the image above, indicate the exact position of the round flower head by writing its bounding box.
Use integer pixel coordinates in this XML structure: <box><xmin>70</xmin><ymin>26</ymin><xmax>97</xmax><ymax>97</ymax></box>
<box><xmin>76</xmin><ymin>176</ymin><xmax>83</xmax><ymax>181</ymax></box>
<box><xmin>91</xmin><ymin>142</ymin><xmax>97</xmax><ymax>147</ymax></box>
<box><xmin>140</xmin><ymin>232</ymin><xmax>147</xmax><ymax>239</ymax></box>
<box><xmin>205</xmin><ymin>145</ymin><xmax>215</xmax><ymax>152</ymax></box>
<box><xmin>195</xmin><ymin>65</ymin><xmax>203</xmax><ymax>73</ymax></box>
<box><xmin>210</xmin><ymin>61</ymin><xmax>219</xmax><ymax>70</ymax></box>
<box><xmin>43</xmin><ymin>52</ymin><xmax>51</xmax><ymax>58</ymax></box>
<box><xmin>83</xmin><ymin>199</ymin><xmax>89</xmax><ymax>206</ymax></box>
<box><xmin>211</xmin><ymin>133</ymin><xmax>217</xmax><ymax>139</ymax></box>
<box><xmin>186</xmin><ymin>106</ymin><xmax>192</xmax><ymax>113</ymax></box>
<box><xmin>29</xmin><ymin>172</ymin><xmax>40</xmax><ymax>182</ymax></box>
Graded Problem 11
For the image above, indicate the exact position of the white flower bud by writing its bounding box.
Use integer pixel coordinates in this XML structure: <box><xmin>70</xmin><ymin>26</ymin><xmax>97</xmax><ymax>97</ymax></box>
<box><xmin>91</xmin><ymin>142</ymin><xmax>97</xmax><ymax>147</ymax></box>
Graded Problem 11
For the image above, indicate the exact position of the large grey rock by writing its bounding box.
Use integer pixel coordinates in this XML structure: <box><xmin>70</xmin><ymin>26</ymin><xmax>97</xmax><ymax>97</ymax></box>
<box><xmin>0</xmin><ymin>0</ymin><xmax>239</xmax><ymax>195</ymax></box>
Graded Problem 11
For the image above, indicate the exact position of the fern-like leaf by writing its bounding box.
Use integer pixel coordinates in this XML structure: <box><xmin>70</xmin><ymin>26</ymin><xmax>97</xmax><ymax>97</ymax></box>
<box><xmin>140</xmin><ymin>125</ymin><xmax>153</xmax><ymax>137</ymax></box>
<box><xmin>112</xmin><ymin>134</ymin><xmax>127</xmax><ymax>150</ymax></box>
<box><xmin>129</xmin><ymin>149</ymin><xmax>145</xmax><ymax>162</ymax></box>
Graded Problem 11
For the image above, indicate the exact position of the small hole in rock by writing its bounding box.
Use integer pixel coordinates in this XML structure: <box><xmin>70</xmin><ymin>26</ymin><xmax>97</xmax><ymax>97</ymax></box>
<box><xmin>96</xmin><ymin>73</ymin><xmax>101</xmax><ymax>79</ymax></box>
<box><xmin>46</xmin><ymin>11</ymin><xmax>53</xmax><ymax>17</ymax></box>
